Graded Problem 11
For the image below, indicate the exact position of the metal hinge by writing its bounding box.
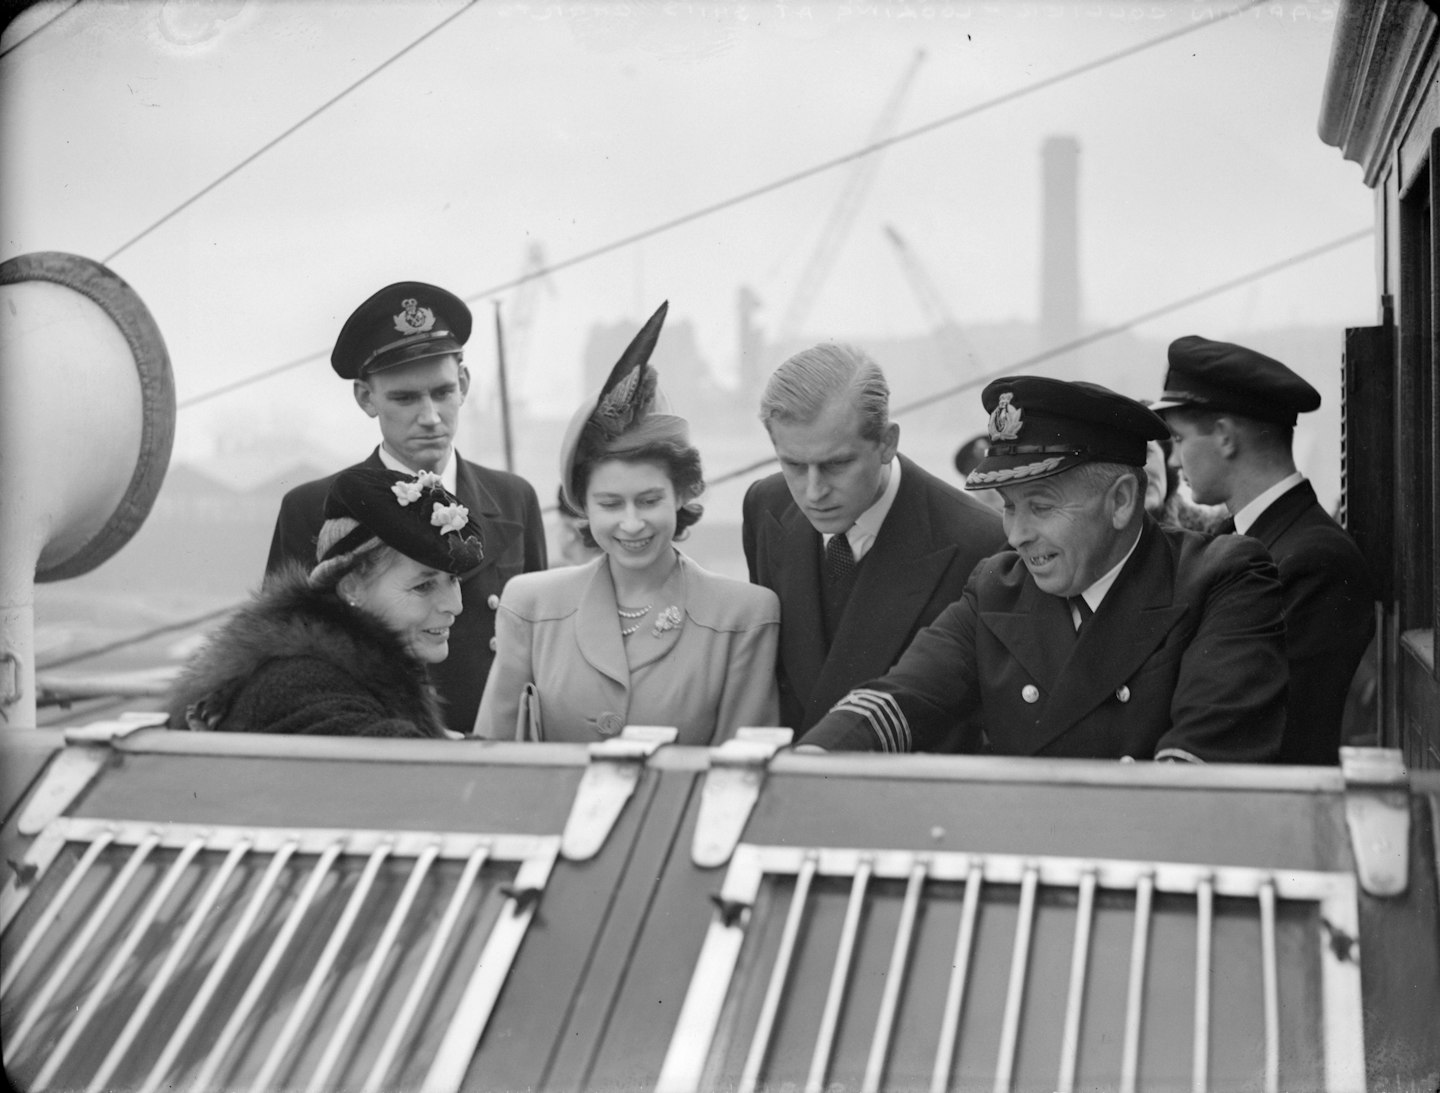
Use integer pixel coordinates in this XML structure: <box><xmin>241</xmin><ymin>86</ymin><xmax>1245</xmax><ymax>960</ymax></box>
<box><xmin>1340</xmin><ymin>746</ymin><xmax>1409</xmax><ymax>897</ymax></box>
<box><xmin>692</xmin><ymin>727</ymin><xmax>794</xmax><ymax>868</ymax></box>
<box><xmin>560</xmin><ymin>725</ymin><xmax>677</xmax><ymax>861</ymax></box>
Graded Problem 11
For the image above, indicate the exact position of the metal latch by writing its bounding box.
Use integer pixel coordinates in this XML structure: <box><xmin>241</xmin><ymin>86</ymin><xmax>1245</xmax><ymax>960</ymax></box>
<box><xmin>62</xmin><ymin>710</ymin><xmax>168</xmax><ymax>745</ymax></box>
<box><xmin>692</xmin><ymin>727</ymin><xmax>793</xmax><ymax>868</ymax></box>
<box><xmin>1340</xmin><ymin>746</ymin><xmax>1409</xmax><ymax>897</ymax></box>
<box><xmin>561</xmin><ymin>725</ymin><xmax>677</xmax><ymax>861</ymax></box>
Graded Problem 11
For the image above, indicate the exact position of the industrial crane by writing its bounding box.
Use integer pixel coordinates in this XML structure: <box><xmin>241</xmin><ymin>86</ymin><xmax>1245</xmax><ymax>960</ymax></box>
<box><xmin>883</xmin><ymin>222</ymin><xmax>983</xmax><ymax>377</ymax></box>
<box><xmin>774</xmin><ymin>50</ymin><xmax>927</xmax><ymax>347</ymax></box>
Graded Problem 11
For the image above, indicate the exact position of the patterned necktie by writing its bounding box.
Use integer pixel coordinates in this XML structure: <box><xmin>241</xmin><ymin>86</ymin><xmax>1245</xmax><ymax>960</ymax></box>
<box><xmin>825</xmin><ymin>532</ymin><xmax>856</xmax><ymax>582</ymax></box>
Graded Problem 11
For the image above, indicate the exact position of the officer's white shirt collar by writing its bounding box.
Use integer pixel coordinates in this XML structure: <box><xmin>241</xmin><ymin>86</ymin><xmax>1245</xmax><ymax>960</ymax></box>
<box><xmin>1071</xmin><ymin>524</ymin><xmax>1143</xmax><ymax>627</ymax></box>
<box><xmin>378</xmin><ymin>444</ymin><xmax>459</xmax><ymax>495</ymax></box>
<box><xmin>822</xmin><ymin>457</ymin><xmax>902</xmax><ymax>564</ymax></box>
<box><xmin>1230</xmin><ymin>471</ymin><xmax>1305</xmax><ymax>535</ymax></box>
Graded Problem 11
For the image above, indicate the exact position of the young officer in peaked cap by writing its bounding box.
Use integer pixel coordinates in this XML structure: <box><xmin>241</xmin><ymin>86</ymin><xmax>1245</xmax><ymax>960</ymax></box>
<box><xmin>264</xmin><ymin>281</ymin><xmax>548</xmax><ymax>736</ymax></box>
<box><xmin>1154</xmin><ymin>335</ymin><xmax>1375</xmax><ymax>765</ymax></box>
<box><xmin>799</xmin><ymin>375</ymin><xmax>1288</xmax><ymax>763</ymax></box>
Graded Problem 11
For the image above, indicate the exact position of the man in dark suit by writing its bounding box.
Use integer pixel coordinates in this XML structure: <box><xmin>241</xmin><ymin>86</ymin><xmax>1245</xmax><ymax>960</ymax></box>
<box><xmin>799</xmin><ymin>376</ymin><xmax>1288</xmax><ymax>763</ymax></box>
<box><xmin>743</xmin><ymin>343</ymin><xmax>1006</xmax><ymax>735</ymax></box>
<box><xmin>266</xmin><ymin>281</ymin><xmax>546</xmax><ymax>735</ymax></box>
<box><xmin>1153</xmin><ymin>335</ymin><xmax>1375</xmax><ymax>764</ymax></box>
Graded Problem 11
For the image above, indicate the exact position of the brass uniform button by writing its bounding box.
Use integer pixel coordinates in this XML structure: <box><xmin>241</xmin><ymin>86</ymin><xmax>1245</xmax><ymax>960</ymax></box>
<box><xmin>1115</xmin><ymin>685</ymin><xmax>1131</xmax><ymax>703</ymax></box>
<box><xmin>487</xmin><ymin>594</ymin><xmax>500</xmax><ymax>610</ymax></box>
<box><xmin>1022</xmin><ymin>684</ymin><xmax>1039</xmax><ymax>704</ymax></box>
<box><xmin>488</xmin><ymin>637</ymin><xmax>497</xmax><ymax>652</ymax></box>
<box><xmin>596</xmin><ymin>712</ymin><xmax>624</xmax><ymax>736</ymax></box>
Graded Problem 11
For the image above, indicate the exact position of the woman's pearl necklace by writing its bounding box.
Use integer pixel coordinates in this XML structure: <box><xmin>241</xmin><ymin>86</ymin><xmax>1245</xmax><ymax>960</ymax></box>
<box><xmin>617</xmin><ymin>602</ymin><xmax>652</xmax><ymax>637</ymax></box>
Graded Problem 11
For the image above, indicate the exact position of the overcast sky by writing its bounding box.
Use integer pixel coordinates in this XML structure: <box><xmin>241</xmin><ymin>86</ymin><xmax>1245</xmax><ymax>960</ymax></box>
<box><xmin>1</xmin><ymin>0</ymin><xmax>1373</xmax><ymax>471</ymax></box>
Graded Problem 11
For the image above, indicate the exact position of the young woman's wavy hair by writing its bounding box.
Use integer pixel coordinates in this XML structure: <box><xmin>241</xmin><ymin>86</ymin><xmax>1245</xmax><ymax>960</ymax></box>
<box><xmin>569</xmin><ymin>438</ymin><xmax>705</xmax><ymax>551</ymax></box>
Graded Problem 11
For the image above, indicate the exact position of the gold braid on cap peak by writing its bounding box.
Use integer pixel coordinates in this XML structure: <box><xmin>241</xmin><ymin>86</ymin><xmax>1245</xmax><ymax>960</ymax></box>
<box><xmin>966</xmin><ymin>455</ymin><xmax>1067</xmax><ymax>485</ymax></box>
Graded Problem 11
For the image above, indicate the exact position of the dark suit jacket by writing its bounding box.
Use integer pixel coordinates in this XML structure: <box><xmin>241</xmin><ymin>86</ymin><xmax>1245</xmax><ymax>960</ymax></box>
<box><xmin>265</xmin><ymin>448</ymin><xmax>547</xmax><ymax>735</ymax></box>
<box><xmin>1245</xmin><ymin>480</ymin><xmax>1375</xmax><ymax>765</ymax></box>
<box><xmin>801</xmin><ymin>518</ymin><xmax>1288</xmax><ymax>763</ymax></box>
<box><xmin>742</xmin><ymin>454</ymin><xmax>1006</xmax><ymax>733</ymax></box>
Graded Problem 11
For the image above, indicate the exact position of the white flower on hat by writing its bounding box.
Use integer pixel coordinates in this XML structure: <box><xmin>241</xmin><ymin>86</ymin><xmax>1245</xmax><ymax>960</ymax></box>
<box><xmin>392</xmin><ymin>469</ymin><xmax>444</xmax><ymax>506</ymax></box>
<box><xmin>391</xmin><ymin>479</ymin><xmax>424</xmax><ymax>506</ymax></box>
<box><xmin>431</xmin><ymin>501</ymin><xmax>470</xmax><ymax>536</ymax></box>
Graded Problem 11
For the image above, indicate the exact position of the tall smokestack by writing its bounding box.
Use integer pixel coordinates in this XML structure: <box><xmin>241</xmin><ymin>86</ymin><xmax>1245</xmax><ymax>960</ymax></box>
<box><xmin>1040</xmin><ymin>136</ymin><xmax>1081</xmax><ymax>351</ymax></box>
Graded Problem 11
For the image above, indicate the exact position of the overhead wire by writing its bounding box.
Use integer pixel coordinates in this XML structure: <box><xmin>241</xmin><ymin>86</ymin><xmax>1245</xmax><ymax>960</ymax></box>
<box><xmin>42</xmin><ymin>227</ymin><xmax>1372</xmax><ymax>672</ymax></box>
<box><xmin>174</xmin><ymin>0</ymin><xmax>1265</xmax><ymax>410</ymax></box>
<box><xmin>0</xmin><ymin>0</ymin><xmax>81</xmax><ymax>59</ymax></box>
<box><xmin>100</xmin><ymin>0</ymin><xmax>480</xmax><ymax>267</ymax></box>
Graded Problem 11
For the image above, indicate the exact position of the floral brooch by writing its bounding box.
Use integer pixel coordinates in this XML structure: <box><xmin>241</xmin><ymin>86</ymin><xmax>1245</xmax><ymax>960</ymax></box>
<box><xmin>652</xmin><ymin>605</ymin><xmax>683</xmax><ymax>637</ymax></box>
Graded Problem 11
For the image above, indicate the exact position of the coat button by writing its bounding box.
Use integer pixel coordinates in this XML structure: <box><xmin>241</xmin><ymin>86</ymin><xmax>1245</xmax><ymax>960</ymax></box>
<box><xmin>487</xmin><ymin>594</ymin><xmax>500</xmax><ymax>610</ymax></box>
<box><xmin>488</xmin><ymin>637</ymin><xmax>497</xmax><ymax>652</ymax></box>
<box><xmin>1115</xmin><ymin>685</ymin><xmax>1131</xmax><ymax>703</ymax></box>
<box><xmin>1021</xmin><ymin>685</ymin><xmax>1039</xmax><ymax>704</ymax></box>
<box><xmin>596</xmin><ymin>712</ymin><xmax>624</xmax><ymax>737</ymax></box>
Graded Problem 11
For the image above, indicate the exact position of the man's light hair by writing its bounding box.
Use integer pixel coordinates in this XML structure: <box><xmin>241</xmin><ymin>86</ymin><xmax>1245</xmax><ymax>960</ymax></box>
<box><xmin>758</xmin><ymin>343</ymin><xmax>890</xmax><ymax>443</ymax></box>
<box><xmin>1071</xmin><ymin>461</ymin><xmax>1144</xmax><ymax>529</ymax></box>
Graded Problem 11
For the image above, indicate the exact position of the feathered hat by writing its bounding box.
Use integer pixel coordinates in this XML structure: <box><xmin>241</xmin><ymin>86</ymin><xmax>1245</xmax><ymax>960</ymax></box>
<box><xmin>558</xmin><ymin>301</ymin><xmax>690</xmax><ymax>513</ymax></box>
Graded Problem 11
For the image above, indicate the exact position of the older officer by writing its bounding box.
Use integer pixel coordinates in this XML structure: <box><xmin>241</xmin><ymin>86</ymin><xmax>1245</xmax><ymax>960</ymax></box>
<box><xmin>1154</xmin><ymin>336</ymin><xmax>1375</xmax><ymax>764</ymax></box>
<box><xmin>799</xmin><ymin>376</ymin><xmax>1288</xmax><ymax>762</ymax></box>
<box><xmin>265</xmin><ymin>282</ymin><xmax>547</xmax><ymax>735</ymax></box>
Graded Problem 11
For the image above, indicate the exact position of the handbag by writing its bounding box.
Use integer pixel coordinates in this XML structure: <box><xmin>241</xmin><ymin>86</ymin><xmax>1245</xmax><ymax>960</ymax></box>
<box><xmin>517</xmin><ymin>682</ymin><xmax>543</xmax><ymax>742</ymax></box>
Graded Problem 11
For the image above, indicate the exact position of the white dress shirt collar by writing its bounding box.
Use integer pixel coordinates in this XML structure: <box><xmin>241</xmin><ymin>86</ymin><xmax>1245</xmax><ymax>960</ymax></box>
<box><xmin>1231</xmin><ymin>471</ymin><xmax>1305</xmax><ymax>535</ymax></box>
<box><xmin>822</xmin><ymin>456</ymin><xmax>903</xmax><ymax>564</ymax></box>
<box><xmin>1075</xmin><ymin>525</ymin><xmax>1143</xmax><ymax>622</ymax></box>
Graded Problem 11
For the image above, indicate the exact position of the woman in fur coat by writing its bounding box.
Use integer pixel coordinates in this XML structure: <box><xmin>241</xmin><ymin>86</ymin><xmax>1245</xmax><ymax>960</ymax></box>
<box><xmin>167</xmin><ymin>467</ymin><xmax>485</xmax><ymax>738</ymax></box>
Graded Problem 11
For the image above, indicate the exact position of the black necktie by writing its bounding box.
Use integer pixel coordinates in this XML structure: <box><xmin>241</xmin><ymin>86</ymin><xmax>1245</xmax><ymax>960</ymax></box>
<box><xmin>1069</xmin><ymin>595</ymin><xmax>1094</xmax><ymax>633</ymax></box>
<box><xmin>825</xmin><ymin>533</ymin><xmax>856</xmax><ymax>582</ymax></box>
<box><xmin>1217</xmin><ymin>517</ymin><xmax>1237</xmax><ymax>535</ymax></box>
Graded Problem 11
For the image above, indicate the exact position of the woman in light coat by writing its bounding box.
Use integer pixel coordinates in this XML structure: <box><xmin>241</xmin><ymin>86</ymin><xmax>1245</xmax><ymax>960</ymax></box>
<box><xmin>476</xmin><ymin>303</ymin><xmax>779</xmax><ymax>744</ymax></box>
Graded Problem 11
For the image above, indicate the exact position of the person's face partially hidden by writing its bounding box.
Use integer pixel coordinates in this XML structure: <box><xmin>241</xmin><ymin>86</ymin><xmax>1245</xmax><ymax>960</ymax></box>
<box><xmin>1165</xmin><ymin>415</ymin><xmax>1228</xmax><ymax>507</ymax></box>
<box><xmin>1143</xmin><ymin>440</ymin><xmax>1169</xmax><ymax>515</ymax></box>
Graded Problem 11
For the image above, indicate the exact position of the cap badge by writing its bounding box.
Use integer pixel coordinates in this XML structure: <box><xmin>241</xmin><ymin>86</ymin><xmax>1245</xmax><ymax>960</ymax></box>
<box><xmin>988</xmin><ymin>392</ymin><xmax>1023</xmax><ymax>442</ymax></box>
<box><xmin>393</xmin><ymin>297</ymin><xmax>437</xmax><ymax>336</ymax></box>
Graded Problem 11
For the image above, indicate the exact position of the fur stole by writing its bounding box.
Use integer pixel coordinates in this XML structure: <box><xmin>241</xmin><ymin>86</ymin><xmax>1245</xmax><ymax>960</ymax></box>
<box><xmin>166</xmin><ymin>565</ymin><xmax>448</xmax><ymax>737</ymax></box>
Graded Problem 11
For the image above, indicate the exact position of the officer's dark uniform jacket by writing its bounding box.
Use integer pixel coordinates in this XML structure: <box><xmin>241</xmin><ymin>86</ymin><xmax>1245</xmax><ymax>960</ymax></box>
<box><xmin>1244</xmin><ymin>479</ymin><xmax>1375</xmax><ymax>764</ymax></box>
<box><xmin>800</xmin><ymin>516</ymin><xmax>1288</xmax><ymax>762</ymax></box>
<box><xmin>266</xmin><ymin>447</ymin><xmax>546</xmax><ymax>736</ymax></box>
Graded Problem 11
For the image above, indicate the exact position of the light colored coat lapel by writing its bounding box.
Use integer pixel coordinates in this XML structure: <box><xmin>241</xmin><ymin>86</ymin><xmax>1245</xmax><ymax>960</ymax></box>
<box><xmin>573</xmin><ymin>559</ymin><xmax>630</xmax><ymax>690</ymax></box>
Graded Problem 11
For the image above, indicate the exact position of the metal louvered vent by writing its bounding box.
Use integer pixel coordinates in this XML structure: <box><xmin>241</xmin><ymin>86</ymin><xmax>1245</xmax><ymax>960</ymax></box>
<box><xmin>660</xmin><ymin>846</ymin><xmax>1364</xmax><ymax>1093</ymax></box>
<box><xmin>0</xmin><ymin>817</ymin><xmax>558</xmax><ymax>1093</ymax></box>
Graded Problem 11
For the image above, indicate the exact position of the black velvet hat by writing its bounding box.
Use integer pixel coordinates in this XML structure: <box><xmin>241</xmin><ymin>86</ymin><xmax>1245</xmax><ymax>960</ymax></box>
<box><xmin>965</xmin><ymin>376</ymin><xmax>1167</xmax><ymax>489</ymax></box>
<box><xmin>317</xmin><ymin>467</ymin><xmax>484</xmax><ymax>576</ymax></box>
<box><xmin>331</xmin><ymin>281</ymin><xmax>472</xmax><ymax>379</ymax></box>
<box><xmin>1151</xmin><ymin>335</ymin><xmax>1320</xmax><ymax>426</ymax></box>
